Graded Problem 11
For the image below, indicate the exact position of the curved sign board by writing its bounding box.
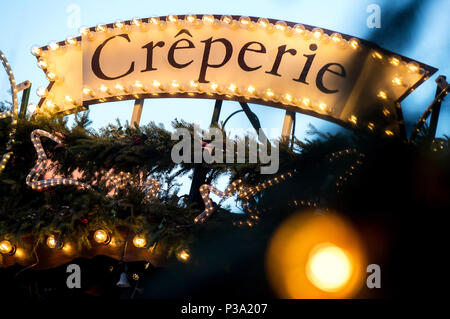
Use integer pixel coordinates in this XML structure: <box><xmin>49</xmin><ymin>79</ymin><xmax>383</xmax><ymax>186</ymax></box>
<box><xmin>33</xmin><ymin>15</ymin><xmax>437</xmax><ymax>136</ymax></box>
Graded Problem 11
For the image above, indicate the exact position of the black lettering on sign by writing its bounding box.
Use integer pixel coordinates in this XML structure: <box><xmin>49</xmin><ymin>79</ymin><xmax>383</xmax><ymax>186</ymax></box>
<box><xmin>316</xmin><ymin>62</ymin><xmax>346</xmax><ymax>93</ymax></box>
<box><xmin>293</xmin><ymin>43</ymin><xmax>317</xmax><ymax>84</ymax></box>
<box><xmin>238</xmin><ymin>41</ymin><xmax>266</xmax><ymax>71</ymax></box>
<box><xmin>92</xmin><ymin>34</ymin><xmax>135</xmax><ymax>80</ymax></box>
<box><xmin>265</xmin><ymin>45</ymin><xmax>297</xmax><ymax>77</ymax></box>
<box><xmin>198</xmin><ymin>37</ymin><xmax>233</xmax><ymax>83</ymax></box>
<box><xmin>141</xmin><ymin>41</ymin><xmax>165</xmax><ymax>72</ymax></box>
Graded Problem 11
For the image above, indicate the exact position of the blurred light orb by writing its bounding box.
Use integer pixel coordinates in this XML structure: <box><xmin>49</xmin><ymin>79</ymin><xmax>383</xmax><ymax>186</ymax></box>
<box><xmin>266</xmin><ymin>211</ymin><xmax>366</xmax><ymax>298</ymax></box>
<box><xmin>306</xmin><ymin>243</ymin><xmax>352</xmax><ymax>292</ymax></box>
<box><xmin>177</xmin><ymin>249</ymin><xmax>190</xmax><ymax>262</ymax></box>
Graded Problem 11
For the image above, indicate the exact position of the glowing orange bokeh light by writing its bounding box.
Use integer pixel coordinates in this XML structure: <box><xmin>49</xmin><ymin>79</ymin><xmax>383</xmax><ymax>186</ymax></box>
<box><xmin>266</xmin><ymin>211</ymin><xmax>366</xmax><ymax>298</ymax></box>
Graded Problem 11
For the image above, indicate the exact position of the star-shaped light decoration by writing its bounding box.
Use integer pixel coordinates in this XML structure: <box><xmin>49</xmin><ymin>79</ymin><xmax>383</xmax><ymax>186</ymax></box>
<box><xmin>26</xmin><ymin>129</ymin><xmax>92</xmax><ymax>190</ymax></box>
<box><xmin>195</xmin><ymin>171</ymin><xmax>296</xmax><ymax>225</ymax></box>
<box><xmin>26</xmin><ymin>129</ymin><xmax>162</xmax><ymax>202</ymax></box>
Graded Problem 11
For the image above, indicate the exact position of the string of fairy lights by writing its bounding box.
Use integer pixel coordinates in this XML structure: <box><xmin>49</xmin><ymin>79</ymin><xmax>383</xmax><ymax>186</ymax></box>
<box><xmin>29</xmin><ymin>15</ymin><xmax>426</xmax><ymax>136</ymax></box>
<box><xmin>0</xmin><ymin>145</ymin><xmax>371</xmax><ymax>268</ymax></box>
<box><xmin>328</xmin><ymin>148</ymin><xmax>366</xmax><ymax>194</ymax></box>
<box><xmin>195</xmin><ymin>170</ymin><xmax>297</xmax><ymax>226</ymax></box>
<box><xmin>0</xmin><ymin>50</ymin><xmax>19</xmax><ymax>174</ymax></box>
<box><xmin>195</xmin><ymin>148</ymin><xmax>365</xmax><ymax>226</ymax></box>
<box><xmin>26</xmin><ymin>129</ymin><xmax>92</xmax><ymax>191</ymax></box>
<box><xmin>26</xmin><ymin>129</ymin><xmax>162</xmax><ymax>204</ymax></box>
<box><xmin>100</xmin><ymin>170</ymin><xmax>161</xmax><ymax>204</ymax></box>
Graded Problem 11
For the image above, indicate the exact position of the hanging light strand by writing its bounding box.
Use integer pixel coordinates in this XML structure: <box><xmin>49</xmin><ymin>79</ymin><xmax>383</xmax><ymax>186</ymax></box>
<box><xmin>0</xmin><ymin>50</ymin><xmax>19</xmax><ymax>174</ymax></box>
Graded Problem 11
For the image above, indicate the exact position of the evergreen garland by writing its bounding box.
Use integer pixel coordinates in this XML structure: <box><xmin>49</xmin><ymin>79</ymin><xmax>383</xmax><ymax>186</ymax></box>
<box><xmin>1</xmin><ymin>100</ymin><xmax>450</xmax><ymax>272</ymax></box>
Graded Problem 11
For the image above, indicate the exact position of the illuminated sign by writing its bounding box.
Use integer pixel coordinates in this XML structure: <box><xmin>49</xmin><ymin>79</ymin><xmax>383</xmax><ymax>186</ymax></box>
<box><xmin>33</xmin><ymin>15</ymin><xmax>436</xmax><ymax>136</ymax></box>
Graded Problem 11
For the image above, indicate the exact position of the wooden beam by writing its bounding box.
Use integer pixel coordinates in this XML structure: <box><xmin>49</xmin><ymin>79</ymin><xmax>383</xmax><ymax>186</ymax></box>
<box><xmin>281</xmin><ymin>110</ymin><xmax>295</xmax><ymax>141</ymax></box>
<box><xmin>131</xmin><ymin>99</ymin><xmax>144</xmax><ymax>127</ymax></box>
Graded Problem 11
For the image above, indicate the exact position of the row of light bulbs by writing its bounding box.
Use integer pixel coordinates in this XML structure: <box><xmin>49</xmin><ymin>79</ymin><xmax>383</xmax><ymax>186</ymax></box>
<box><xmin>0</xmin><ymin>232</ymin><xmax>148</xmax><ymax>254</ymax></box>
<box><xmin>30</xmin><ymin>15</ymin><xmax>363</xmax><ymax>52</ymax></box>
<box><xmin>0</xmin><ymin>232</ymin><xmax>191</xmax><ymax>262</ymax></box>
<box><xmin>35</xmin><ymin>82</ymin><xmax>404</xmax><ymax>137</ymax></box>
<box><xmin>410</xmin><ymin>85</ymin><xmax>450</xmax><ymax>137</ymax></box>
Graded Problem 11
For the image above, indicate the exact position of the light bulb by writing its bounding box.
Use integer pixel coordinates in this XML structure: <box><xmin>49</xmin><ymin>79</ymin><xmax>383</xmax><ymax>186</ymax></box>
<box><xmin>349</xmin><ymin>38</ymin><xmax>359</xmax><ymax>50</ymax></box>
<box><xmin>0</xmin><ymin>240</ymin><xmax>15</xmax><ymax>255</ymax></box>
<box><xmin>392</xmin><ymin>77</ymin><xmax>402</xmax><ymax>86</ymax></box>
<box><xmin>302</xmin><ymin>97</ymin><xmax>310</xmax><ymax>107</ymax></box>
<box><xmin>168</xmin><ymin>15</ymin><xmax>178</xmax><ymax>23</ymax></box>
<box><xmin>94</xmin><ymin>229</ymin><xmax>110</xmax><ymax>244</ymax></box>
<box><xmin>275</xmin><ymin>21</ymin><xmax>287</xmax><ymax>31</ymax></box>
<box><xmin>331</xmin><ymin>33</ymin><xmax>342</xmax><ymax>44</ymax></box>
<box><xmin>239</xmin><ymin>16</ymin><xmax>251</xmax><ymax>27</ymax></box>
<box><xmin>377</xmin><ymin>90</ymin><xmax>388</xmax><ymax>100</ymax></box>
<box><xmin>390</xmin><ymin>57</ymin><xmax>400</xmax><ymax>66</ymax></box>
<box><xmin>46</xmin><ymin>235</ymin><xmax>59</xmax><ymax>249</ymax></box>
<box><xmin>37</xmin><ymin>59</ymin><xmax>48</xmax><ymax>69</ymax></box>
<box><xmin>265</xmin><ymin>89</ymin><xmax>275</xmax><ymax>98</ymax></box>
<box><xmin>312</xmin><ymin>28</ymin><xmax>324</xmax><ymax>39</ymax></box>
<box><xmin>133</xmin><ymin>234</ymin><xmax>147</xmax><ymax>248</ymax></box>
<box><xmin>407</xmin><ymin>62</ymin><xmax>419</xmax><ymax>73</ymax></box>
<box><xmin>36</xmin><ymin>87</ymin><xmax>48</xmax><ymax>98</ymax></box>
<box><xmin>31</xmin><ymin>46</ymin><xmax>42</xmax><ymax>57</ymax></box>
<box><xmin>177</xmin><ymin>249</ymin><xmax>190</xmax><ymax>262</ymax></box>
<box><xmin>150</xmin><ymin>17</ymin><xmax>160</xmax><ymax>25</ymax></box>
<box><xmin>114</xmin><ymin>21</ymin><xmax>126</xmax><ymax>29</ymax></box>
<box><xmin>186</xmin><ymin>15</ymin><xmax>197</xmax><ymax>24</ymax></box>
<box><xmin>48</xmin><ymin>42</ymin><xmax>59</xmax><ymax>51</ymax></box>
<box><xmin>96</xmin><ymin>24</ymin><xmax>108</xmax><ymax>33</ymax></box>
<box><xmin>293</xmin><ymin>24</ymin><xmax>305</xmax><ymax>35</ymax></box>
<box><xmin>202</xmin><ymin>15</ymin><xmax>215</xmax><ymax>25</ymax></box>
<box><xmin>221</xmin><ymin>15</ymin><xmax>232</xmax><ymax>25</ymax></box>
<box><xmin>65</xmin><ymin>37</ymin><xmax>78</xmax><ymax>46</ymax></box>
<box><xmin>257</xmin><ymin>18</ymin><xmax>269</xmax><ymax>28</ymax></box>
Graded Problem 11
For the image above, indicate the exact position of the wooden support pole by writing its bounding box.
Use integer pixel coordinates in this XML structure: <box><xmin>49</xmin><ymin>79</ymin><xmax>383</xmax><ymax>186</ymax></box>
<box><xmin>130</xmin><ymin>99</ymin><xmax>144</xmax><ymax>127</ymax></box>
<box><xmin>19</xmin><ymin>84</ymin><xmax>32</xmax><ymax>119</ymax></box>
<box><xmin>281</xmin><ymin>110</ymin><xmax>295</xmax><ymax>142</ymax></box>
